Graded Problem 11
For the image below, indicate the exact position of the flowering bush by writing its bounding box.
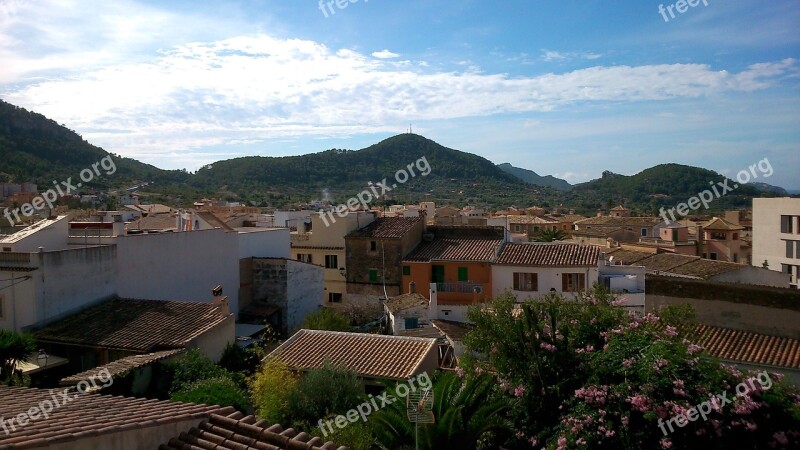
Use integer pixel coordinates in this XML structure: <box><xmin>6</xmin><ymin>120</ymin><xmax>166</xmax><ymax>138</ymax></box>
<box><xmin>463</xmin><ymin>286</ymin><xmax>800</xmax><ymax>449</ymax></box>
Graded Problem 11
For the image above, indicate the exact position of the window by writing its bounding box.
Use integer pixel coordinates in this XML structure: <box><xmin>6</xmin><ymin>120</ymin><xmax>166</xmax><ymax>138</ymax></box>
<box><xmin>369</xmin><ymin>268</ymin><xmax>378</xmax><ymax>283</ymax></box>
<box><xmin>709</xmin><ymin>231</ymin><xmax>726</xmax><ymax>240</ymax></box>
<box><xmin>403</xmin><ymin>265</ymin><xmax>411</xmax><ymax>276</ymax></box>
<box><xmin>296</xmin><ymin>253</ymin><xmax>312</xmax><ymax>263</ymax></box>
<box><xmin>458</xmin><ymin>267</ymin><xmax>468</xmax><ymax>282</ymax></box>
<box><xmin>2</xmin><ymin>247</ymin><xmax>10</xmax><ymax>252</ymax></box>
<box><xmin>514</xmin><ymin>225</ymin><xmax>522</xmax><ymax>232</ymax></box>
<box><xmin>672</xmin><ymin>229</ymin><xmax>679</xmax><ymax>241</ymax></box>
<box><xmin>328</xmin><ymin>292</ymin><xmax>343</xmax><ymax>303</ymax></box>
<box><xmin>370</xmin><ymin>241</ymin><xmax>377</xmax><ymax>251</ymax></box>
<box><xmin>562</xmin><ymin>273</ymin><xmax>586</xmax><ymax>292</ymax></box>
<box><xmin>641</xmin><ymin>228</ymin><xmax>648</xmax><ymax>237</ymax></box>
<box><xmin>782</xmin><ymin>264</ymin><xmax>791</xmax><ymax>274</ymax></box>
<box><xmin>404</xmin><ymin>317</ymin><xmax>419</xmax><ymax>329</ymax></box>
<box><xmin>787</xmin><ymin>240</ymin><xmax>795</xmax><ymax>259</ymax></box>
<box><xmin>781</xmin><ymin>215</ymin><xmax>794</xmax><ymax>234</ymax></box>
<box><xmin>432</xmin><ymin>265</ymin><xmax>445</xmax><ymax>283</ymax></box>
<box><xmin>513</xmin><ymin>273</ymin><xmax>538</xmax><ymax>291</ymax></box>
<box><xmin>732</xmin><ymin>233</ymin><xmax>739</xmax><ymax>240</ymax></box>
<box><xmin>325</xmin><ymin>255</ymin><xmax>338</xmax><ymax>269</ymax></box>
<box><xmin>709</xmin><ymin>253</ymin><xmax>718</xmax><ymax>261</ymax></box>
<box><xmin>733</xmin><ymin>253</ymin><xmax>739</xmax><ymax>263</ymax></box>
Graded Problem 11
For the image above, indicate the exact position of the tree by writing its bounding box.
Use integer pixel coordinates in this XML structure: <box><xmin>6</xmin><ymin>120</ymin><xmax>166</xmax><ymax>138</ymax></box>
<box><xmin>534</xmin><ymin>229</ymin><xmax>568</xmax><ymax>242</ymax></box>
<box><xmin>167</xmin><ymin>349</ymin><xmax>229</xmax><ymax>394</ymax></box>
<box><xmin>285</xmin><ymin>361</ymin><xmax>364</xmax><ymax>428</ymax></box>
<box><xmin>171</xmin><ymin>377</ymin><xmax>250</xmax><ymax>411</ymax></box>
<box><xmin>0</xmin><ymin>330</ymin><xmax>36</xmax><ymax>385</ymax></box>
<box><xmin>300</xmin><ymin>308</ymin><xmax>351</xmax><ymax>332</ymax></box>
<box><xmin>250</xmin><ymin>357</ymin><xmax>297</xmax><ymax>424</ymax></box>
<box><xmin>372</xmin><ymin>372</ymin><xmax>513</xmax><ymax>450</ymax></box>
<box><xmin>462</xmin><ymin>287</ymin><xmax>800</xmax><ymax>449</ymax></box>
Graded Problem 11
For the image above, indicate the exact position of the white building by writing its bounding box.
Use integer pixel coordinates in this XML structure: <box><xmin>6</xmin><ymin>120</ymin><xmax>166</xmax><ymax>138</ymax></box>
<box><xmin>753</xmin><ymin>198</ymin><xmax>800</xmax><ymax>288</ymax></box>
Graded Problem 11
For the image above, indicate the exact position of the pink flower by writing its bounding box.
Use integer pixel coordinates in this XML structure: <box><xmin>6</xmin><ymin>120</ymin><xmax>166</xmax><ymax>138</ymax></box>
<box><xmin>540</xmin><ymin>342</ymin><xmax>556</xmax><ymax>352</ymax></box>
<box><xmin>454</xmin><ymin>367</ymin><xmax>465</xmax><ymax>378</ymax></box>
<box><xmin>621</xmin><ymin>416</ymin><xmax>629</xmax><ymax>426</ymax></box>
<box><xmin>687</xmin><ymin>344</ymin><xmax>703</xmax><ymax>355</ymax></box>
<box><xmin>514</xmin><ymin>385</ymin><xmax>526</xmax><ymax>397</ymax></box>
<box><xmin>628</xmin><ymin>395</ymin><xmax>649</xmax><ymax>412</ymax></box>
<box><xmin>622</xmin><ymin>358</ymin><xmax>635</xmax><ymax>368</ymax></box>
<box><xmin>774</xmin><ymin>431</ymin><xmax>788</xmax><ymax>445</ymax></box>
<box><xmin>660</xmin><ymin>438</ymin><xmax>672</xmax><ymax>449</ymax></box>
<box><xmin>664</xmin><ymin>325</ymin><xmax>678</xmax><ymax>337</ymax></box>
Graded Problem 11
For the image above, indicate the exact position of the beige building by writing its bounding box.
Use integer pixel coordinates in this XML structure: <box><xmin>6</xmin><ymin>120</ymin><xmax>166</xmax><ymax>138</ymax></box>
<box><xmin>291</xmin><ymin>210</ymin><xmax>376</xmax><ymax>304</ymax></box>
<box><xmin>753</xmin><ymin>198</ymin><xmax>800</xmax><ymax>288</ymax></box>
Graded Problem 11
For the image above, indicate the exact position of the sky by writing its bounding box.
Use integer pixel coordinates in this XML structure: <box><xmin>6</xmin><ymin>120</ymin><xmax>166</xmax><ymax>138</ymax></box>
<box><xmin>1</xmin><ymin>0</ymin><xmax>798</xmax><ymax>189</ymax></box>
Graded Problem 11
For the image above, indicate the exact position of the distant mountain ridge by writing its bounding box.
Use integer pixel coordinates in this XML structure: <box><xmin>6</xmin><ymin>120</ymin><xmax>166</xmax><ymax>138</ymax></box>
<box><xmin>497</xmin><ymin>163</ymin><xmax>572</xmax><ymax>191</ymax></box>
<box><xmin>0</xmin><ymin>99</ymin><xmax>788</xmax><ymax>212</ymax></box>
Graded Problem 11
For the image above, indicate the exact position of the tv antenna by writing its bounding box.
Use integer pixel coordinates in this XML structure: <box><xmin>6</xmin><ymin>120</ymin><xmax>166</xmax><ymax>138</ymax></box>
<box><xmin>407</xmin><ymin>387</ymin><xmax>435</xmax><ymax>450</ymax></box>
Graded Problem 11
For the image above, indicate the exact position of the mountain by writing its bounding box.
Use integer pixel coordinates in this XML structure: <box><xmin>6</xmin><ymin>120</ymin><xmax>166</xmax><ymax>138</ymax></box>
<box><xmin>747</xmin><ymin>182</ymin><xmax>788</xmax><ymax>196</ymax></box>
<box><xmin>497</xmin><ymin>163</ymin><xmax>572</xmax><ymax>191</ymax></box>
<box><xmin>0</xmin><ymin>99</ymin><xmax>190</xmax><ymax>193</ymax></box>
<box><xmin>189</xmin><ymin>134</ymin><xmax>558</xmax><ymax>206</ymax></box>
<box><xmin>565</xmin><ymin>164</ymin><xmax>771</xmax><ymax>214</ymax></box>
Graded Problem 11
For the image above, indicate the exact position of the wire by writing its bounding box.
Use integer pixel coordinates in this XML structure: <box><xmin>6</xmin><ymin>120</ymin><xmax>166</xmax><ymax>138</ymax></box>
<box><xmin>0</xmin><ymin>276</ymin><xmax>32</xmax><ymax>292</ymax></box>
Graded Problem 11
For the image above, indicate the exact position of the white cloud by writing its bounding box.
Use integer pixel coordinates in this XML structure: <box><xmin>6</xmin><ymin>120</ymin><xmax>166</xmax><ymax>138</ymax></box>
<box><xmin>541</xmin><ymin>49</ymin><xmax>603</xmax><ymax>62</ymax></box>
<box><xmin>372</xmin><ymin>49</ymin><xmax>400</xmax><ymax>59</ymax></box>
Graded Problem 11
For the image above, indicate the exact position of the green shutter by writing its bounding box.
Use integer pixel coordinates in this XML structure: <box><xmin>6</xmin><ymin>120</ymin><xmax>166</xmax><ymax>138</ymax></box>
<box><xmin>403</xmin><ymin>265</ymin><xmax>411</xmax><ymax>276</ymax></box>
<box><xmin>458</xmin><ymin>267</ymin><xmax>468</xmax><ymax>282</ymax></box>
<box><xmin>369</xmin><ymin>269</ymin><xmax>378</xmax><ymax>283</ymax></box>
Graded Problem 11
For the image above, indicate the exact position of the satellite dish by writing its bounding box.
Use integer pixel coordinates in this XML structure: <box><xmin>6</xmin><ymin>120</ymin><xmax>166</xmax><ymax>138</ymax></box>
<box><xmin>407</xmin><ymin>388</ymin><xmax>435</xmax><ymax>424</ymax></box>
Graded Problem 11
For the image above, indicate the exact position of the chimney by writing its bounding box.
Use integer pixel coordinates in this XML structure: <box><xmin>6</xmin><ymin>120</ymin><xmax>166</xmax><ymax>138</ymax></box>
<box><xmin>211</xmin><ymin>285</ymin><xmax>230</xmax><ymax>315</ymax></box>
<box><xmin>409</xmin><ymin>281</ymin><xmax>416</xmax><ymax>294</ymax></box>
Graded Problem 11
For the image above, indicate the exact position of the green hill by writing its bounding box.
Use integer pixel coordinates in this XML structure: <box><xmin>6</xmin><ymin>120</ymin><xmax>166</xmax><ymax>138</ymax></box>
<box><xmin>497</xmin><ymin>163</ymin><xmax>572</xmax><ymax>191</ymax></box>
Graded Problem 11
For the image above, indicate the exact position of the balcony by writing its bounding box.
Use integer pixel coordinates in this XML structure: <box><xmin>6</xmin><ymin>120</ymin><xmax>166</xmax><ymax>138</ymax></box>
<box><xmin>436</xmin><ymin>282</ymin><xmax>485</xmax><ymax>294</ymax></box>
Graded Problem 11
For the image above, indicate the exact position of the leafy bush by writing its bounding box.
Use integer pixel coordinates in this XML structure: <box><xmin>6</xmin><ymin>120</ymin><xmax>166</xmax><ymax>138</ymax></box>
<box><xmin>285</xmin><ymin>361</ymin><xmax>364</xmax><ymax>428</ymax></box>
<box><xmin>0</xmin><ymin>330</ymin><xmax>36</xmax><ymax>385</ymax></box>
<box><xmin>172</xmin><ymin>377</ymin><xmax>250</xmax><ymax>411</ymax></box>
<box><xmin>250</xmin><ymin>358</ymin><xmax>297</xmax><ymax>424</ymax></box>
<box><xmin>167</xmin><ymin>349</ymin><xmax>230</xmax><ymax>394</ymax></box>
<box><xmin>300</xmin><ymin>308</ymin><xmax>351</xmax><ymax>332</ymax></box>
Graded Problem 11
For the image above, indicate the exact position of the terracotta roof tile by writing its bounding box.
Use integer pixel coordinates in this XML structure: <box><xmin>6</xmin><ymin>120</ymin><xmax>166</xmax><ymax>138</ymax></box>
<box><xmin>496</xmin><ymin>243</ymin><xmax>601</xmax><ymax>266</ymax></box>
<box><xmin>690</xmin><ymin>324</ymin><xmax>800</xmax><ymax>370</ymax></box>
<box><xmin>33</xmin><ymin>298</ymin><xmax>232</xmax><ymax>353</ymax></box>
<box><xmin>431</xmin><ymin>320</ymin><xmax>473</xmax><ymax>341</ymax></box>
<box><xmin>268</xmin><ymin>330</ymin><xmax>437</xmax><ymax>380</ymax></box>
<box><xmin>404</xmin><ymin>227</ymin><xmax>504</xmax><ymax>262</ymax></box>
<box><xmin>574</xmin><ymin>216</ymin><xmax>661</xmax><ymax>227</ymax></box>
<box><xmin>195</xmin><ymin>211</ymin><xmax>235</xmax><ymax>231</ymax></box>
<box><xmin>347</xmin><ymin>217</ymin><xmax>421</xmax><ymax>239</ymax></box>
<box><xmin>0</xmin><ymin>386</ymin><xmax>230</xmax><ymax>449</ymax></box>
<box><xmin>384</xmin><ymin>293</ymin><xmax>429</xmax><ymax>314</ymax></box>
<box><xmin>605</xmin><ymin>248</ymin><xmax>653</xmax><ymax>265</ymax></box>
<box><xmin>160</xmin><ymin>412</ymin><xmax>348</xmax><ymax>450</ymax></box>
<box><xmin>60</xmin><ymin>350</ymin><xmax>185</xmax><ymax>386</ymax></box>
<box><xmin>125</xmin><ymin>214</ymin><xmax>177</xmax><ymax>232</ymax></box>
<box><xmin>702</xmin><ymin>217</ymin><xmax>745</xmax><ymax>231</ymax></box>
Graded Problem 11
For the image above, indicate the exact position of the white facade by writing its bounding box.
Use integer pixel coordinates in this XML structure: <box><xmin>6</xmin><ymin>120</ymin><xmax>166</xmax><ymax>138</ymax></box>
<box><xmin>0</xmin><ymin>246</ymin><xmax>117</xmax><ymax>332</ymax></box>
<box><xmin>274</xmin><ymin>210</ymin><xmax>312</xmax><ymax>229</ymax></box>
<box><xmin>238</xmin><ymin>228</ymin><xmax>291</xmax><ymax>260</ymax></box>
<box><xmin>0</xmin><ymin>216</ymin><xmax>70</xmax><ymax>252</ymax></box>
<box><xmin>285</xmin><ymin>260</ymin><xmax>325</xmax><ymax>332</ymax></box>
<box><xmin>492</xmin><ymin>265</ymin><xmax>599</xmax><ymax>301</ymax></box>
<box><xmin>753</xmin><ymin>198</ymin><xmax>800</xmax><ymax>288</ymax></box>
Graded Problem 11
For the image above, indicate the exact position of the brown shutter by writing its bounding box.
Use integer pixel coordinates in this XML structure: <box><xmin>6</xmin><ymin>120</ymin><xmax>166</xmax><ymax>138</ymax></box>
<box><xmin>562</xmin><ymin>274</ymin><xmax>568</xmax><ymax>292</ymax></box>
<box><xmin>579</xmin><ymin>273</ymin><xmax>586</xmax><ymax>291</ymax></box>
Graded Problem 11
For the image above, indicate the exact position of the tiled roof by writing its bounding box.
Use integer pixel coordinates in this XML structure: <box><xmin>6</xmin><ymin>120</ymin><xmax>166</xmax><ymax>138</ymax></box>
<box><xmin>571</xmin><ymin>226</ymin><xmax>624</xmax><ymax>237</ymax></box>
<box><xmin>291</xmin><ymin>245</ymin><xmax>344</xmax><ymax>250</ymax></box>
<box><xmin>0</xmin><ymin>385</ymin><xmax>230</xmax><ymax>449</ymax></box>
<box><xmin>702</xmin><ymin>217</ymin><xmax>745</xmax><ymax>231</ymax></box>
<box><xmin>605</xmin><ymin>248</ymin><xmax>654</xmax><ymax>265</ymax></box>
<box><xmin>496</xmin><ymin>243</ymin><xmax>601</xmax><ymax>266</ymax></box>
<box><xmin>605</xmin><ymin>248</ymin><xmax>744</xmax><ymax>278</ymax></box>
<box><xmin>384</xmin><ymin>293</ymin><xmax>429</xmax><ymax>314</ymax></box>
<box><xmin>160</xmin><ymin>411</ymin><xmax>348</xmax><ymax>450</ymax></box>
<box><xmin>610</xmin><ymin>205</ymin><xmax>629</xmax><ymax>211</ymax></box>
<box><xmin>125</xmin><ymin>213</ymin><xmax>177</xmax><ymax>232</ymax></box>
<box><xmin>507</xmin><ymin>215</ymin><xmax>559</xmax><ymax>225</ymax></box>
<box><xmin>347</xmin><ymin>217</ymin><xmax>421</xmax><ymax>239</ymax></box>
<box><xmin>404</xmin><ymin>227</ymin><xmax>504</xmax><ymax>262</ymax></box>
<box><xmin>431</xmin><ymin>320</ymin><xmax>473</xmax><ymax>341</ymax></box>
<box><xmin>269</xmin><ymin>330</ymin><xmax>437</xmax><ymax>380</ymax></box>
<box><xmin>33</xmin><ymin>298</ymin><xmax>232</xmax><ymax>353</ymax></box>
<box><xmin>60</xmin><ymin>349</ymin><xmax>185</xmax><ymax>386</ymax></box>
<box><xmin>690</xmin><ymin>324</ymin><xmax>800</xmax><ymax>370</ymax></box>
<box><xmin>546</xmin><ymin>214</ymin><xmax>587</xmax><ymax>223</ymax></box>
<box><xmin>574</xmin><ymin>216</ymin><xmax>661</xmax><ymax>227</ymax></box>
<box><xmin>196</xmin><ymin>211</ymin><xmax>235</xmax><ymax>231</ymax></box>
<box><xmin>667</xmin><ymin>258</ymin><xmax>742</xmax><ymax>278</ymax></box>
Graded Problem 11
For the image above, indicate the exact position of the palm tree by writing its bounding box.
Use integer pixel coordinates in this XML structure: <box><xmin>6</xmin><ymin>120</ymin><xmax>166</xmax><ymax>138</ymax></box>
<box><xmin>371</xmin><ymin>372</ymin><xmax>513</xmax><ymax>450</ymax></box>
<box><xmin>0</xmin><ymin>330</ymin><xmax>36</xmax><ymax>385</ymax></box>
<box><xmin>534</xmin><ymin>228</ymin><xmax>567</xmax><ymax>242</ymax></box>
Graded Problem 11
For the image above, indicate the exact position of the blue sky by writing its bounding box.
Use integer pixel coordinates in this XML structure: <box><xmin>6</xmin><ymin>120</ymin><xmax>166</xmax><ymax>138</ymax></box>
<box><xmin>1</xmin><ymin>0</ymin><xmax>798</xmax><ymax>188</ymax></box>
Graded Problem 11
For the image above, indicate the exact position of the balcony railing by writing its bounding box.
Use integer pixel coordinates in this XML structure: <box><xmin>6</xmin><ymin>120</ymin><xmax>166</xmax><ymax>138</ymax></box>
<box><xmin>0</xmin><ymin>252</ymin><xmax>32</xmax><ymax>264</ymax></box>
<box><xmin>436</xmin><ymin>282</ymin><xmax>485</xmax><ymax>294</ymax></box>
